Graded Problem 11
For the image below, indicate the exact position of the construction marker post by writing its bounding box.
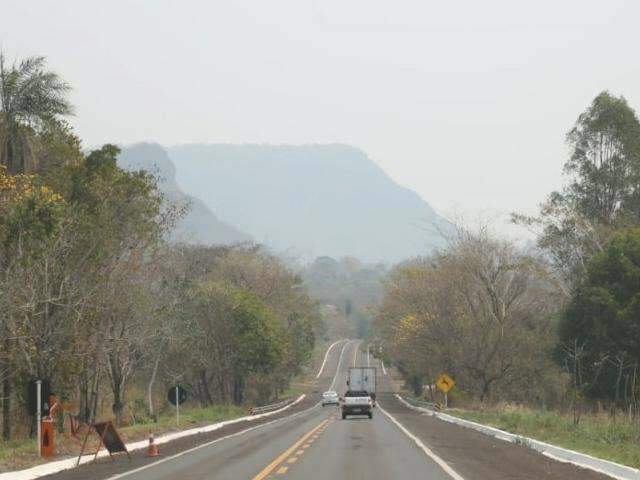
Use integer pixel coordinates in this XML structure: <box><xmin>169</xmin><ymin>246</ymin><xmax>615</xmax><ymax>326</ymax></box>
<box><xmin>36</xmin><ymin>380</ymin><xmax>42</xmax><ymax>456</ymax></box>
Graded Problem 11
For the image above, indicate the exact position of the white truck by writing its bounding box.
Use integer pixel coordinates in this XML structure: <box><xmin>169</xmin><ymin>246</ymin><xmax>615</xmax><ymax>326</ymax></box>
<box><xmin>341</xmin><ymin>367</ymin><xmax>377</xmax><ymax>419</ymax></box>
<box><xmin>347</xmin><ymin>367</ymin><xmax>376</xmax><ymax>405</ymax></box>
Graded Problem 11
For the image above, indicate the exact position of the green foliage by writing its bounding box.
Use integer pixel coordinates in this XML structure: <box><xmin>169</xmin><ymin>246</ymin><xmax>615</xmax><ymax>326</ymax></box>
<box><xmin>513</xmin><ymin>91</ymin><xmax>640</xmax><ymax>288</ymax></box>
<box><xmin>189</xmin><ymin>281</ymin><xmax>284</xmax><ymax>376</ymax></box>
<box><xmin>0</xmin><ymin>52</ymin><xmax>73</xmax><ymax>173</ymax></box>
<box><xmin>375</xmin><ymin>228</ymin><xmax>562</xmax><ymax>404</ymax></box>
<box><xmin>1</xmin><ymin>52</ymin><xmax>318</xmax><ymax>443</ymax></box>
<box><xmin>170</xmin><ymin>246</ymin><xmax>319</xmax><ymax>406</ymax></box>
<box><xmin>565</xmin><ymin>92</ymin><xmax>640</xmax><ymax>226</ymax></box>
<box><xmin>303</xmin><ymin>256</ymin><xmax>385</xmax><ymax>338</ymax></box>
<box><xmin>3</xmin><ymin>186</ymin><xmax>66</xmax><ymax>249</ymax></box>
<box><xmin>0</xmin><ymin>53</ymin><xmax>72</xmax><ymax>125</ymax></box>
<box><xmin>451</xmin><ymin>405</ymin><xmax>640</xmax><ymax>469</ymax></box>
<box><xmin>561</xmin><ymin>228</ymin><xmax>640</xmax><ymax>400</ymax></box>
<box><xmin>0</xmin><ymin>168</ymin><xmax>66</xmax><ymax>250</ymax></box>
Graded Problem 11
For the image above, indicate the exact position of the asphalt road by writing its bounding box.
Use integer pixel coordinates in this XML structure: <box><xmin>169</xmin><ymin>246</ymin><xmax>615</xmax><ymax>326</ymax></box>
<box><xmin>43</xmin><ymin>340</ymin><xmax>613</xmax><ymax>480</ymax></box>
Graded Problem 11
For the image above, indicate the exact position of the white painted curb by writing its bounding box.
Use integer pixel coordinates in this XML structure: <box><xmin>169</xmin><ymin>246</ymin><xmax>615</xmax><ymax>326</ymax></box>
<box><xmin>396</xmin><ymin>394</ymin><xmax>640</xmax><ymax>480</ymax></box>
<box><xmin>316</xmin><ymin>339</ymin><xmax>345</xmax><ymax>378</ymax></box>
<box><xmin>1</xmin><ymin>394</ymin><xmax>306</xmax><ymax>480</ymax></box>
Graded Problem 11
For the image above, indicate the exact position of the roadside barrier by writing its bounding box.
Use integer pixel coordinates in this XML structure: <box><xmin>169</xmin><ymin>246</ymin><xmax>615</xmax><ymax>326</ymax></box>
<box><xmin>395</xmin><ymin>394</ymin><xmax>640</xmax><ymax>480</ymax></box>
<box><xmin>402</xmin><ymin>395</ymin><xmax>437</xmax><ymax>410</ymax></box>
<box><xmin>249</xmin><ymin>398</ymin><xmax>296</xmax><ymax>415</ymax></box>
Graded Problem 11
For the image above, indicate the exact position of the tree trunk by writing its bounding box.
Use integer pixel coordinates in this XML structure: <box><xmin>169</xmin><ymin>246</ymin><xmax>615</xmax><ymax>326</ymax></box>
<box><xmin>217</xmin><ymin>373</ymin><xmax>228</xmax><ymax>404</ymax></box>
<box><xmin>147</xmin><ymin>356</ymin><xmax>160</xmax><ymax>422</ymax></box>
<box><xmin>614</xmin><ymin>359</ymin><xmax>624</xmax><ymax>409</ymax></box>
<box><xmin>200</xmin><ymin>370</ymin><xmax>213</xmax><ymax>406</ymax></box>
<box><xmin>112</xmin><ymin>390</ymin><xmax>124</xmax><ymax>426</ymax></box>
<box><xmin>409</xmin><ymin>375</ymin><xmax>422</xmax><ymax>397</ymax></box>
<box><xmin>232</xmin><ymin>375</ymin><xmax>244</xmax><ymax>405</ymax></box>
<box><xmin>480</xmin><ymin>377</ymin><xmax>493</xmax><ymax>403</ymax></box>
<box><xmin>2</xmin><ymin>373</ymin><xmax>10</xmax><ymax>440</ymax></box>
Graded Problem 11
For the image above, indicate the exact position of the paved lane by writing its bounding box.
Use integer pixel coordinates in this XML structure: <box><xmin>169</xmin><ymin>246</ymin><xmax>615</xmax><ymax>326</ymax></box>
<box><xmin>101</xmin><ymin>340</ymin><xmax>457</xmax><ymax>480</ymax></box>
<box><xmin>279</xmin><ymin>408</ymin><xmax>452</xmax><ymax>480</ymax></box>
<box><xmin>246</xmin><ymin>341</ymin><xmax>454</xmax><ymax>480</ymax></box>
<box><xmin>43</xmin><ymin>340</ymin><xmax>615</xmax><ymax>480</ymax></box>
<box><xmin>110</xmin><ymin>403</ymin><xmax>334</xmax><ymax>480</ymax></box>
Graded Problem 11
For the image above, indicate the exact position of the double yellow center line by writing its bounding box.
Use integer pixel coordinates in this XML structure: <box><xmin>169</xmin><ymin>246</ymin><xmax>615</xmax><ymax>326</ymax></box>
<box><xmin>251</xmin><ymin>418</ymin><xmax>329</xmax><ymax>480</ymax></box>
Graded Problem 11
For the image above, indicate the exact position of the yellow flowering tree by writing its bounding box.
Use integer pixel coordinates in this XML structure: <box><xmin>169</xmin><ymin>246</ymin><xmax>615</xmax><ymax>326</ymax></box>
<box><xmin>0</xmin><ymin>164</ymin><xmax>67</xmax><ymax>439</ymax></box>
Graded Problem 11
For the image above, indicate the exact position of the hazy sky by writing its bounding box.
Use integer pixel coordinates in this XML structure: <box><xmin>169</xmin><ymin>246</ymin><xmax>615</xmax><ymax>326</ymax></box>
<box><xmin>3</xmin><ymin>1</ymin><xmax>640</xmax><ymax>237</ymax></box>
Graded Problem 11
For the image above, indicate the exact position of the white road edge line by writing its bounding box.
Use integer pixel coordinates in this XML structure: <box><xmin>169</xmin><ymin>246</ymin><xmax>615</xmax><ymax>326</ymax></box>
<box><xmin>106</xmin><ymin>399</ymin><xmax>327</xmax><ymax>480</ymax></box>
<box><xmin>329</xmin><ymin>340</ymin><xmax>352</xmax><ymax>391</ymax></box>
<box><xmin>351</xmin><ymin>339</ymin><xmax>361</xmax><ymax>368</ymax></box>
<box><xmin>0</xmin><ymin>396</ymin><xmax>307</xmax><ymax>480</ymax></box>
<box><xmin>110</xmin><ymin>338</ymin><xmax>357</xmax><ymax>480</ymax></box>
<box><xmin>377</xmin><ymin>403</ymin><xmax>465</xmax><ymax>480</ymax></box>
<box><xmin>316</xmin><ymin>339</ymin><xmax>344</xmax><ymax>378</ymax></box>
<box><xmin>0</xmin><ymin>339</ymin><xmax>351</xmax><ymax>480</ymax></box>
<box><xmin>394</xmin><ymin>394</ymin><xmax>639</xmax><ymax>480</ymax></box>
<box><xmin>353</xmin><ymin>341</ymin><xmax>358</xmax><ymax>367</ymax></box>
<box><xmin>109</xmin><ymin>340</ymin><xmax>356</xmax><ymax>480</ymax></box>
<box><xmin>6</xmin><ymin>339</ymin><xmax>352</xmax><ymax>480</ymax></box>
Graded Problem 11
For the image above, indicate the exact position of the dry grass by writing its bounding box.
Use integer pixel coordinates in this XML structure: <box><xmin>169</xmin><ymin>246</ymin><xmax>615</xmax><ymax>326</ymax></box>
<box><xmin>0</xmin><ymin>404</ymin><xmax>244</xmax><ymax>473</ymax></box>
<box><xmin>450</xmin><ymin>404</ymin><xmax>640</xmax><ymax>469</ymax></box>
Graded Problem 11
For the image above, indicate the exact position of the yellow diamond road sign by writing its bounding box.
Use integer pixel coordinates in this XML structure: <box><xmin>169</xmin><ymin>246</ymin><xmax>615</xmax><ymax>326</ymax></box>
<box><xmin>436</xmin><ymin>373</ymin><xmax>455</xmax><ymax>393</ymax></box>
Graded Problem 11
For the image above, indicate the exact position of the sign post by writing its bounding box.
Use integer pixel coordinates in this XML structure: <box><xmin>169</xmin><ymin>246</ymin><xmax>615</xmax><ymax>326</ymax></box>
<box><xmin>435</xmin><ymin>373</ymin><xmax>455</xmax><ymax>409</ymax></box>
<box><xmin>36</xmin><ymin>380</ymin><xmax>42</xmax><ymax>456</ymax></box>
<box><xmin>168</xmin><ymin>386</ymin><xmax>187</xmax><ymax>427</ymax></box>
<box><xmin>175</xmin><ymin>386</ymin><xmax>180</xmax><ymax>427</ymax></box>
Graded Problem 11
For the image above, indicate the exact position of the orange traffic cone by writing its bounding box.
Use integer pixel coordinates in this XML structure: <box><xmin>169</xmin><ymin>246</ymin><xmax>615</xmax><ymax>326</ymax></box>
<box><xmin>146</xmin><ymin>433</ymin><xmax>160</xmax><ymax>457</ymax></box>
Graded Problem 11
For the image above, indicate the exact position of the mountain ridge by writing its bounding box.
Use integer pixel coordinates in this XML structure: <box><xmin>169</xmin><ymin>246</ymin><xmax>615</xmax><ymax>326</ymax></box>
<box><xmin>118</xmin><ymin>143</ymin><xmax>252</xmax><ymax>246</ymax></box>
<box><xmin>166</xmin><ymin>143</ymin><xmax>450</xmax><ymax>263</ymax></box>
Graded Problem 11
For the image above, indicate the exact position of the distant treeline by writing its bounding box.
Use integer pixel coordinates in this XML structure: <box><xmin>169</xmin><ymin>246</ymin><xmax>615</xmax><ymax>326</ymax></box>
<box><xmin>302</xmin><ymin>255</ymin><xmax>386</xmax><ymax>339</ymax></box>
<box><xmin>375</xmin><ymin>91</ymin><xmax>640</xmax><ymax>419</ymax></box>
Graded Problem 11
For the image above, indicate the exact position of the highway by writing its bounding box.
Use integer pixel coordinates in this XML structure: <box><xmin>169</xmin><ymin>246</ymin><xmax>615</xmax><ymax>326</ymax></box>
<box><xmin>44</xmin><ymin>340</ymin><xmax>613</xmax><ymax>480</ymax></box>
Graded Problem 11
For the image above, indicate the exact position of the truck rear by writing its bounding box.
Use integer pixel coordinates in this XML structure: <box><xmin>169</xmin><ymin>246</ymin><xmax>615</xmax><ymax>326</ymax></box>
<box><xmin>347</xmin><ymin>367</ymin><xmax>377</xmax><ymax>406</ymax></box>
<box><xmin>341</xmin><ymin>390</ymin><xmax>373</xmax><ymax>419</ymax></box>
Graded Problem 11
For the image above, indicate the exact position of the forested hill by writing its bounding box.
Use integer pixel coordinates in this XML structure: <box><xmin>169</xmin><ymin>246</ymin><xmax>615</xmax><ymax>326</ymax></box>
<box><xmin>167</xmin><ymin>144</ymin><xmax>450</xmax><ymax>263</ymax></box>
<box><xmin>118</xmin><ymin>143</ymin><xmax>252</xmax><ymax>245</ymax></box>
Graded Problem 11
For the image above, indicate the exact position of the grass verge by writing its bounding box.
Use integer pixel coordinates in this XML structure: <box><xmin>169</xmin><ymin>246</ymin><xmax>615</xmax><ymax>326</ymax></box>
<box><xmin>0</xmin><ymin>403</ymin><xmax>245</xmax><ymax>473</ymax></box>
<box><xmin>448</xmin><ymin>405</ymin><xmax>640</xmax><ymax>469</ymax></box>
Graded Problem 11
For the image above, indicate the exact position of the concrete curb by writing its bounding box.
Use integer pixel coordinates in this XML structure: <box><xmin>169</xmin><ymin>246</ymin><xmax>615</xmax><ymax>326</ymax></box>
<box><xmin>395</xmin><ymin>394</ymin><xmax>640</xmax><ymax>480</ymax></box>
<box><xmin>1</xmin><ymin>394</ymin><xmax>306</xmax><ymax>480</ymax></box>
<box><xmin>316</xmin><ymin>339</ymin><xmax>346</xmax><ymax>378</ymax></box>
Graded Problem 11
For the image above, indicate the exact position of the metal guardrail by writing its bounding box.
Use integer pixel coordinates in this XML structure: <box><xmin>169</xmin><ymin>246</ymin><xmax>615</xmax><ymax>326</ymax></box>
<box><xmin>403</xmin><ymin>395</ymin><xmax>438</xmax><ymax>410</ymax></box>
<box><xmin>249</xmin><ymin>398</ymin><xmax>295</xmax><ymax>415</ymax></box>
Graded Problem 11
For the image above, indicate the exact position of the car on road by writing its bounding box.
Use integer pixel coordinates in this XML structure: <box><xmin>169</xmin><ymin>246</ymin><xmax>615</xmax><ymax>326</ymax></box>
<box><xmin>322</xmin><ymin>390</ymin><xmax>340</xmax><ymax>406</ymax></box>
<box><xmin>341</xmin><ymin>390</ymin><xmax>373</xmax><ymax>419</ymax></box>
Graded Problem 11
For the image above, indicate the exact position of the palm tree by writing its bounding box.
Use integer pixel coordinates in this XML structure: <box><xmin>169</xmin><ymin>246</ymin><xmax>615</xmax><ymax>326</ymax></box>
<box><xmin>0</xmin><ymin>52</ymin><xmax>73</xmax><ymax>173</ymax></box>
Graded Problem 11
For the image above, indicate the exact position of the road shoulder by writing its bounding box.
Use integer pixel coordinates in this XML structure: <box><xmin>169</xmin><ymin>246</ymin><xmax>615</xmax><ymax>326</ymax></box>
<box><xmin>377</xmin><ymin>393</ymin><xmax>613</xmax><ymax>480</ymax></box>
